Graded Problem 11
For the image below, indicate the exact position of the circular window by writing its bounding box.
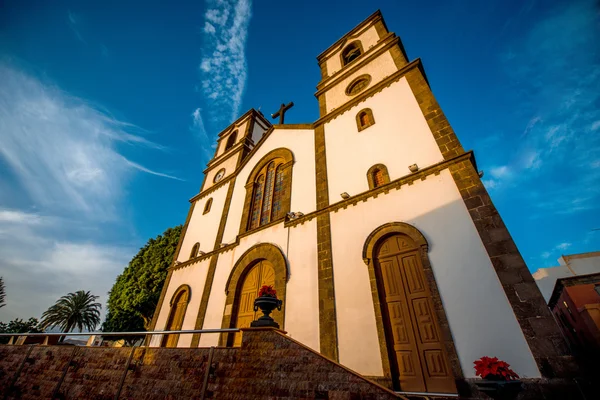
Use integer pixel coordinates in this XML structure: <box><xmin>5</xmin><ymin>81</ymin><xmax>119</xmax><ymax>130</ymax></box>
<box><xmin>345</xmin><ymin>74</ymin><xmax>372</xmax><ymax>96</ymax></box>
<box><xmin>214</xmin><ymin>168</ymin><xmax>226</xmax><ymax>183</ymax></box>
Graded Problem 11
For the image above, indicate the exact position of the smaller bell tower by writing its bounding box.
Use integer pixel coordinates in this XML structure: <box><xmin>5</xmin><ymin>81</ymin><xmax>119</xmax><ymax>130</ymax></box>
<box><xmin>200</xmin><ymin>109</ymin><xmax>271</xmax><ymax>192</ymax></box>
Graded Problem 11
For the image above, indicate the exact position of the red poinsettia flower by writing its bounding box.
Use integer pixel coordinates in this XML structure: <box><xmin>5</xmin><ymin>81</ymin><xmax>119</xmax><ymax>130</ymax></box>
<box><xmin>258</xmin><ymin>285</ymin><xmax>277</xmax><ymax>298</ymax></box>
<box><xmin>474</xmin><ymin>356</ymin><xmax>519</xmax><ymax>381</ymax></box>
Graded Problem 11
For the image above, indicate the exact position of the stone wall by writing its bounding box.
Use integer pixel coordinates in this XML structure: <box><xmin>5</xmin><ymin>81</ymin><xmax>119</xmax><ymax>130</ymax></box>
<box><xmin>0</xmin><ymin>328</ymin><xmax>402</xmax><ymax>400</ymax></box>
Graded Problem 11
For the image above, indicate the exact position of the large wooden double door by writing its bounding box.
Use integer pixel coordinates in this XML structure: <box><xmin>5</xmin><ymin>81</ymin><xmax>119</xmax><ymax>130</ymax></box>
<box><xmin>375</xmin><ymin>234</ymin><xmax>455</xmax><ymax>393</ymax></box>
<box><xmin>233</xmin><ymin>260</ymin><xmax>275</xmax><ymax>346</ymax></box>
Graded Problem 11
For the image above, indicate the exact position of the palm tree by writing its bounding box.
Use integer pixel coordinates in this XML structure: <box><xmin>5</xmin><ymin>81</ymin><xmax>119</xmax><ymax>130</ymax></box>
<box><xmin>40</xmin><ymin>291</ymin><xmax>101</xmax><ymax>334</ymax></box>
<box><xmin>0</xmin><ymin>277</ymin><xmax>5</xmax><ymax>308</ymax></box>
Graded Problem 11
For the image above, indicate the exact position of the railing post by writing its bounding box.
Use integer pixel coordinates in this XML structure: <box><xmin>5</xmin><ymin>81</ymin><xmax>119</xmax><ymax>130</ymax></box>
<box><xmin>51</xmin><ymin>347</ymin><xmax>79</xmax><ymax>400</ymax></box>
<box><xmin>113</xmin><ymin>345</ymin><xmax>138</xmax><ymax>400</ymax></box>
<box><xmin>199</xmin><ymin>346</ymin><xmax>215</xmax><ymax>400</ymax></box>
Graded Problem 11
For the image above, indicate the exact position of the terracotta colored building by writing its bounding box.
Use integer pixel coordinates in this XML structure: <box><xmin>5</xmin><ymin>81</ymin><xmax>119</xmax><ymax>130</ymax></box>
<box><xmin>549</xmin><ymin>273</ymin><xmax>600</xmax><ymax>357</ymax></box>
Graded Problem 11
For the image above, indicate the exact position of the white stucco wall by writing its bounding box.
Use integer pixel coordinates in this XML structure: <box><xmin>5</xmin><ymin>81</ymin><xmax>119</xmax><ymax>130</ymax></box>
<box><xmin>324</xmin><ymin>77</ymin><xmax>444</xmax><ymax>202</ymax></box>
<box><xmin>178</xmin><ymin>182</ymin><xmax>230</xmax><ymax>262</ymax></box>
<box><xmin>324</xmin><ymin>50</ymin><xmax>397</xmax><ymax>113</ymax></box>
<box><xmin>251</xmin><ymin>119</ymin><xmax>268</xmax><ymax>143</ymax></box>
<box><xmin>329</xmin><ymin>169</ymin><xmax>541</xmax><ymax>378</ymax></box>
<box><xmin>221</xmin><ymin>128</ymin><xmax>316</xmax><ymax>244</ymax></box>
<box><xmin>149</xmin><ymin>258</ymin><xmax>210</xmax><ymax>347</ymax></box>
<box><xmin>198</xmin><ymin>220</ymin><xmax>320</xmax><ymax>351</ymax></box>
<box><xmin>325</xmin><ymin>25</ymin><xmax>381</xmax><ymax>77</ymax></box>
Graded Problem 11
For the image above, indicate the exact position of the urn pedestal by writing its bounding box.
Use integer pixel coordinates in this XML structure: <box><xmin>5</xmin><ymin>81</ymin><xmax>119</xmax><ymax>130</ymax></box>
<box><xmin>250</xmin><ymin>296</ymin><xmax>282</xmax><ymax>328</ymax></box>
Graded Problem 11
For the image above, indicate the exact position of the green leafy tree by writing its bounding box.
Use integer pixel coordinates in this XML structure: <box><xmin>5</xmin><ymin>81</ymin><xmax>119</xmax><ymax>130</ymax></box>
<box><xmin>0</xmin><ymin>277</ymin><xmax>5</xmax><ymax>308</ymax></box>
<box><xmin>40</xmin><ymin>291</ymin><xmax>101</xmax><ymax>334</ymax></box>
<box><xmin>0</xmin><ymin>317</ymin><xmax>42</xmax><ymax>344</ymax></box>
<box><xmin>103</xmin><ymin>225</ymin><xmax>182</xmax><ymax>340</ymax></box>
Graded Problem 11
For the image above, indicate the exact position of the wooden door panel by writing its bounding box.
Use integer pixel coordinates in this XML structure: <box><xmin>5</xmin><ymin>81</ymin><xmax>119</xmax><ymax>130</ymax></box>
<box><xmin>233</xmin><ymin>261</ymin><xmax>276</xmax><ymax>347</ymax></box>
<box><xmin>403</xmin><ymin>255</ymin><xmax>426</xmax><ymax>294</ymax></box>
<box><xmin>377</xmin><ymin>235</ymin><xmax>456</xmax><ymax>394</ymax></box>
<box><xmin>412</xmin><ymin>298</ymin><xmax>439</xmax><ymax>343</ymax></box>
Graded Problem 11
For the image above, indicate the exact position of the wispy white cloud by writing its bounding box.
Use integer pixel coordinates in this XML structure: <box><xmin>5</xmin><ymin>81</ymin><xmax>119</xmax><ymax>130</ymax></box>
<box><xmin>0</xmin><ymin>61</ymin><xmax>182</xmax><ymax>322</ymax></box>
<box><xmin>485</xmin><ymin>0</ymin><xmax>600</xmax><ymax>218</ymax></box>
<box><xmin>539</xmin><ymin>242</ymin><xmax>572</xmax><ymax>261</ymax></box>
<box><xmin>0</xmin><ymin>61</ymin><xmax>179</xmax><ymax>220</ymax></box>
<box><xmin>192</xmin><ymin>0</ymin><xmax>253</xmax><ymax>141</ymax></box>
<box><xmin>68</xmin><ymin>10</ymin><xmax>86</xmax><ymax>44</ymax></box>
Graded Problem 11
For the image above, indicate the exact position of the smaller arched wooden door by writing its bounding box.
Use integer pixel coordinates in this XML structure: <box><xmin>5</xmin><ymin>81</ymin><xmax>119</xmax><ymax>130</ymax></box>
<box><xmin>375</xmin><ymin>234</ymin><xmax>455</xmax><ymax>393</ymax></box>
<box><xmin>232</xmin><ymin>260</ymin><xmax>275</xmax><ymax>346</ymax></box>
<box><xmin>161</xmin><ymin>287</ymin><xmax>190</xmax><ymax>348</ymax></box>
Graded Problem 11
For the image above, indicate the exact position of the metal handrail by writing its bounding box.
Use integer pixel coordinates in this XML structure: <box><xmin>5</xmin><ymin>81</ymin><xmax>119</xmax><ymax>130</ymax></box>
<box><xmin>0</xmin><ymin>328</ymin><xmax>240</xmax><ymax>337</ymax></box>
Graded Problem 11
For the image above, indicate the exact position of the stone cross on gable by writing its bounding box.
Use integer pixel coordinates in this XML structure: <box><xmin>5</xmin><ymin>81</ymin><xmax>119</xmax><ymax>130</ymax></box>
<box><xmin>271</xmin><ymin>102</ymin><xmax>294</xmax><ymax>124</ymax></box>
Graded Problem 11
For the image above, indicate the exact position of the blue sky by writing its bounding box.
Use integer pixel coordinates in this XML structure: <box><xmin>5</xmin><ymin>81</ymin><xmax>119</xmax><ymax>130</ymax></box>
<box><xmin>1</xmin><ymin>0</ymin><xmax>599</xmax><ymax>322</ymax></box>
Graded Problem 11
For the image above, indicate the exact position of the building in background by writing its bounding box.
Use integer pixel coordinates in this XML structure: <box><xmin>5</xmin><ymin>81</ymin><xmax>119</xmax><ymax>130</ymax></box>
<box><xmin>533</xmin><ymin>251</ymin><xmax>600</xmax><ymax>302</ymax></box>
<box><xmin>534</xmin><ymin>252</ymin><xmax>600</xmax><ymax>363</ymax></box>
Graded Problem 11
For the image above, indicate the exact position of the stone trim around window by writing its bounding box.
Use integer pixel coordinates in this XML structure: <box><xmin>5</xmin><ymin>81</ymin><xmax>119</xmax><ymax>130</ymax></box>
<box><xmin>219</xmin><ymin>243</ymin><xmax>289</xmax><ymax>346</ymax></box>
<box><xmin>366</xmin><ymin>164</ymin><xmax>390</xmax><ymax>189</ymax></box>
<box><xmin>356</xmin><ymin>108</ymin><xmax>375</xmax><ymax>132</ymax></box>
<box><xmin>239</xmin><ymin>148</ymin><xmax>294</xmax><ymax>235</ymax></box>
<box><xmin>345</xmin><ymin>74</ymin><xmax>372</xmax><ymax>96</ymax></box>
<box><xmin>203</xmin><ymin>198</ymin><xmax>212</xmax><ymax>214</ymax></box>
<box><xmin>362</xmin><ymin>222</ymin><xmax>463</xmax><ymax>388</ymax></box>
<box><xmin>340</xmin><ymin>40</ymin><xmax>364</xmax><ymax>67</ymax></box>
<box><xmin>161</xmin><ymin>284</ymin><xmax>192</xmax><ymax>347</ymax></box>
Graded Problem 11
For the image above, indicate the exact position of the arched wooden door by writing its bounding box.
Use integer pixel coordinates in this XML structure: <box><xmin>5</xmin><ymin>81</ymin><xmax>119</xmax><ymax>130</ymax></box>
<box><xmin>375</xmin><ymin>234</ymin><xmax>455</xmax><ymax>393</ymax></box>
<box><xmin>162</xmin><ymin>288</ymin><xmax>190</xmax><ymax>348</ymax></box>
<box><xmin>232</xmin><ymin>260</ymin><xmax>275</xmax><ymax>346</ymax></box>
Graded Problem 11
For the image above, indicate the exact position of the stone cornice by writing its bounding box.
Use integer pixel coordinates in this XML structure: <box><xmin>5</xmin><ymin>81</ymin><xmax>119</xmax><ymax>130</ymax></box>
<box><xmin>271</xmin><ymin>124</ymin><xmax>314</xmax><ymax>130</ymax></box>
<box><xmin>189</xmin><ymin>175</ymin><xmax>233</xmax><ymax>203</ymax></box>
<box><xmin>314</xmin><ymin>58</ymin><xmax>426</xmax><ymax>127</ymax></box>
<box><xmin>285</xmin><ymin>151</ymin><xmax>476</xmax><ymax>228</ymax></box>
<box><xmin>316</xmin><ymin>10</ymin><xmax>383</xmax><ymax>62</ymax></box>
<box><xmin>315</xmin><ymin>33</ymin><xmax>398</xmax><ymax>92</ymax></box>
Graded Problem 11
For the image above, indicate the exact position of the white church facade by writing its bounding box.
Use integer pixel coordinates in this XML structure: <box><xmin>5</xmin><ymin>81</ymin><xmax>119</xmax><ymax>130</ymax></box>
<box><xmin>149</xmin><ymin>11</ymin><xmax>576</xmax><ymax>395</ymax></box>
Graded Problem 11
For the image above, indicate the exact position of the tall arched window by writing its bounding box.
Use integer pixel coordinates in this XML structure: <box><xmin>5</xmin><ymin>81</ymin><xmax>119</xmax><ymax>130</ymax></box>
<box><xmin>240</xmin><ymin>148</ymin><xmax>294</xmax><ymax>233</ymax></box>
<box><xmin>162</xmin><ymin>285</ymin><xmax>191</xmax><ymax>348</ymax></box>
<box><xmin>249</xmin><ymin>160</ymin><xmax>285</xmax><ymax>229</ymax></box>
<box><xmin>356</xmin><ymin>108</ymin><xmax>375</xmax><ymax>131</ymax></box>
<box><xmin>225</xmin><ymin>131</ymin><xmax>237</xmax><ymax>151</ymax></box>
<box><xmin>190</xmin><ymin>242</ymin><xmax>200</xmax><ymax>259</ymax></box>
<box><xmin>367</xmin><ymin>164</ymin><xmax>390</xmax><ymax>189</ymax></box>
<box><xmin>341</xmin><ymin>41</ymin><xmax>363</xmax><ymax>66</ymax></box>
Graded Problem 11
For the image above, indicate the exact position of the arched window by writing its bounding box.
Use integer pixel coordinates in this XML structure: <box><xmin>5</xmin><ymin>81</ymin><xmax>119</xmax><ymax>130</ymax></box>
<box><xmin>161</xmin><ymin>285</ymin><xmax>191</xmax><ymax>348</ymax></box>
<box><xmin>225</xmin><ymin>130</ymin><xmax>237</xmax><ymax>151</ymax></box>
<box><xmin>367</xmin><ymin>164</ymin><xmax>390</xmax><ymax>189</ymax></box>
<box><xmin>203</xmin><ymin>198</ymin><xmax>213</xmax><ymax>214</ymax></box>
<box><xmin>356</xmin><ymin>108</ymin><xmax>375</xmax><ymax>131</ymax></box>
<box><xmin>341</xmin><ymin>41</ymin><xmax>363</xmax><ymax>66</ymax></box>
<box><xmin>190</xmin><ymin>242</ymin><xmax>200</xmax><ymax>259</ymax></box>
<box><xmin>249</xmin><ymin>160</ymin><xmax>285</xmax><ymax>229</ymax></box>
<box><xmin>240</xmin><ymin>148</ymin><xmax>294</xmax><ymax>233</ymax></box>
<box><xmin>345</xmin><ymin>74</ymin><xmax>371</xmax><ymax>96</ymax></box>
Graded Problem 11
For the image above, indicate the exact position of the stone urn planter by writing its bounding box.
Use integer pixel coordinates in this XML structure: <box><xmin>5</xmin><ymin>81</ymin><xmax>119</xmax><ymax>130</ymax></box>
<box><xmin>474</xmin><ymin>378</ymin><xmax>523</xmax><ymax>400</ymax></box>
<box><xmin>250</xmin><ymin>285</ymin><xmax>283</xmax><ymax>328</ymax></box>
<box><xmin>473</xmin><ymin>357</ymin><xmax>523</xmax><ymax>400</ymax></box>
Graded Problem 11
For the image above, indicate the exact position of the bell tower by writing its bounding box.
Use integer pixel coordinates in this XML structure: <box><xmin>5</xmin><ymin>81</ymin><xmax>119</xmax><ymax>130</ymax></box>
<box><xmin>200</xmin><ymin>109</ymin><xmax>271</xmax><ymax>192</ymax></box>
<box><xmin>315</xmin><ymin>10</ymin><xmax>409</xmax><ymax>117</ymax></box>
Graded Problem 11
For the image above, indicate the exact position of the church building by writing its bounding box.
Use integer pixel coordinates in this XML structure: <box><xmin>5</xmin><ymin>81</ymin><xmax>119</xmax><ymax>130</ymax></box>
<box><xmin>149</xmin><ymin>11</ymin><xmax>578</xmax><ymax>396</ymax></box>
